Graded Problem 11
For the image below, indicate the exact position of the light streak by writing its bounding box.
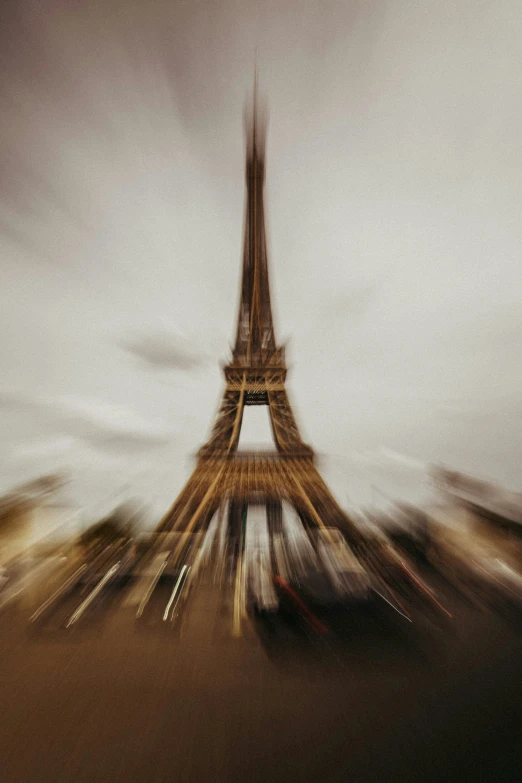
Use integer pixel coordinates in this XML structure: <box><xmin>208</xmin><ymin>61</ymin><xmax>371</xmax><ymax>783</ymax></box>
<box><xmin>232</xmin><ymin>555</ymin><xmax>245</xmax><ymax>637</ymax></box>
<box><xmin>29</xmin><ymin>564</ymin><xmax>88</xmax><ymax>623</ymax></box>
<box><xmin>399</xmin><ymin>560</ymin><xmax>453</xmax><ymax>618</ymax></box>
<box><xmin>66</xmin><ymin>563</ymin><xmax>120</xmax><ymax>628</ymax></box>
<box><xmin>136</xmin><ymin>557</ymin><xmax>168</xmax><ymax>618</ymax></box>
<box><xmin>163</xmin><ymin>565</ymin><xmax>190</xmax><ymax>622</ymax></box>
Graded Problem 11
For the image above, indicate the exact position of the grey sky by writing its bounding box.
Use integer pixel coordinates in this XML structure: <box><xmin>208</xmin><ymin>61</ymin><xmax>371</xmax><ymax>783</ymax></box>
<box><xmin>1</xmin><ymin>0</ymin><xmax>521</xmax><ymax>518</ymax></box>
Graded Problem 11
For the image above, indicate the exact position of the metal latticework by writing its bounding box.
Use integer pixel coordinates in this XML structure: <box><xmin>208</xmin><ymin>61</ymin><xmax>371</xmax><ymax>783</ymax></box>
<box><xmin>156</xmin><ymin>98</ymin><xmax>362</xmax><ymax>548</ymax></box>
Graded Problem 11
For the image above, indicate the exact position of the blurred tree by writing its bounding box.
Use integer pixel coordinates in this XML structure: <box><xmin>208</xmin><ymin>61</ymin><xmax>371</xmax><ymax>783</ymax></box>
<box><xmin>79</xmin><ymin>504</ymin><xmax>137</xmax><ymax>548</ymax></box>
<box><xmin>0</xmin><ymin>473</ymin><xmax>65</xmax><ymax>540</ymax></box>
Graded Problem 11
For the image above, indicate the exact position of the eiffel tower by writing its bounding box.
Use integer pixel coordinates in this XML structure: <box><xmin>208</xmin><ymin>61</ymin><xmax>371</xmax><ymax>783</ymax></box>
<box><xmin>156</xmin><ymin>95</ymin><xmax>363</xmax><ymax>551</ymax></box>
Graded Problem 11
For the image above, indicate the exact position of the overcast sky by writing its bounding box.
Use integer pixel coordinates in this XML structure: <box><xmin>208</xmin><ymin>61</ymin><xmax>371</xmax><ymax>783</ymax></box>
<box><xmin>1</xmin><ymin>0</ymin><xmax>521</xmax><ymax>520</ymax></box>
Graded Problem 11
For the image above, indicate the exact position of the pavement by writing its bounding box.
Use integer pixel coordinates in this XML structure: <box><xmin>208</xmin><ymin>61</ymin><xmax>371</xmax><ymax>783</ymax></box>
<box><xmin>1</xmin><ymin>567</ymin><xmax>522</xmax><ymax>783</ymax></box>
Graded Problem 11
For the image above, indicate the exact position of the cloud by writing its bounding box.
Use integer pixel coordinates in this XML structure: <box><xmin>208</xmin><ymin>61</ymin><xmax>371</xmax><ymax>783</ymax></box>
<box><xmin>0</xmin><ymin>388</ymin><xmax>172</xmax><ymax>453</ymax></box>
<box><xmin>57</xmin><ymin>396</ymin><xmax>172</xmax><ymax>451</ymax></box>
<box><xmin>121</xmin><ymin>331</ymin><xmax>209</xmax><ymax>372</ymax></box>
<box><xmin>14</xmin><ymin>436</ymin><xmax>78</xmax><ymax>461</ymax></box>
<box><xmin>0</xmin><ymin>388</ymin><xmax>47</xmax><ymax>412</ymax></box>
<box><xmin>378</xmin><ymin>448</ymin><xmax>427</xmax><ymax>472</ymax></box>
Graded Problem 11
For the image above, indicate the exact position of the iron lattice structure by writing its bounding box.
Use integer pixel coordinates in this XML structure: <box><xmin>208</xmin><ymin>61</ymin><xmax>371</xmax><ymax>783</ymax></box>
<box><xmin>156</xmin><ymin>99</ymin><xmax>362</xmax><ymax>548</ymax></box>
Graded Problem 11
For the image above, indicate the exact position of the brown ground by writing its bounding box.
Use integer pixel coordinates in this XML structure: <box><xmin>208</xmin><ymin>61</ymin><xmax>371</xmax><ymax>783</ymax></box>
<box><xmin>1</xmin><ymin>573</ymin><xmax>522</xmax><ymax>783</ymax></box>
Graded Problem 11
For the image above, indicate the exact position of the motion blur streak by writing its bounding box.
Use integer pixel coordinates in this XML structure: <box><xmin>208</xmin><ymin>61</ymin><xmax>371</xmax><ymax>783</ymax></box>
<box><xmin>66</xmin><ymin>562</ymin><xmax>121</xmax><ymax>627</ymax></box>
<box><xmin>29</xmin><ymin>563</ymin><xmax>88</xmax><ymax>623</ymax></box>
<box><xmin>163</xmin><ymin>564</ymin><xmax>189</xmax><ymax>622</ymax></box>
<box><xmin>136</xmin><ymin>556</ymin><xmax>168</xmax><ymax>618</ymax></box>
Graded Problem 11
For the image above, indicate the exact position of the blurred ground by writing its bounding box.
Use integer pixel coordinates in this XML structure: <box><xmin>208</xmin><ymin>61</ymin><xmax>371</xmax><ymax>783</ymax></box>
<box><xmin>1</xmin><ymin>572</ymin><xmax>522</xmax><ymax>783</ymax></box>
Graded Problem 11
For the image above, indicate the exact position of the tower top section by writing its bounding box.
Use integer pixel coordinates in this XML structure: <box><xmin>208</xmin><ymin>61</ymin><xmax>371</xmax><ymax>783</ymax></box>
<box><xmin>231</xmin><ymin>92</ymin><xmax>284</xmax><ymax>368</ymax></box>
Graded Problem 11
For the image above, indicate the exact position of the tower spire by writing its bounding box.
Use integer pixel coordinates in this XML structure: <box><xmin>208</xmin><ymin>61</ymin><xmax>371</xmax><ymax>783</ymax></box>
<box><xmin>252</xmin><ymin>64</ymin><xmax>258</xmax><ymax>162</ymax></box>
<box><xmin>233</xmin><ymin>83</ymin><xmax>277</xmax><ymax>366</ymax></box>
